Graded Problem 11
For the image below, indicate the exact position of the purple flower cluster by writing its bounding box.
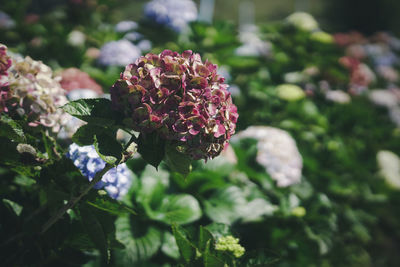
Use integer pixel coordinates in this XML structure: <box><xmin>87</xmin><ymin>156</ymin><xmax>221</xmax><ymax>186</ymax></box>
<box><xmin>110</xmin><ymin>50</ymin><xmax>238</xmax><ymax>160</ymax></box>
<box><xmin>67</xmin><ymin>144</ymin><xmax>133</xmax><ymax>199</ymax></box>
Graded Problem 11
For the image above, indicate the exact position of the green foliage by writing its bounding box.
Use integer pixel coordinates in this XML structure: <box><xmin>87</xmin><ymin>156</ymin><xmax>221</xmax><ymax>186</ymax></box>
<box><xmin>62</xmin><ymin>98</ymin><xmax>117</xmax><ymax>127</ymax></box>
<box><xmin>2</xmin><ymin>2</ymin><xmax>400</xmax><ymax>266</ymax></box>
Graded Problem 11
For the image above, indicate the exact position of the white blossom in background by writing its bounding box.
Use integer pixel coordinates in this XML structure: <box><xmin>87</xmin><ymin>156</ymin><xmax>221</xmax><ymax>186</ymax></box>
<box><xmin>284</xmin><ymin>71</ymin><xmax>306</xmax><ymax>84</ymax></box>
<box><xmin>228</xmin><ymin>84</ymin><xmax>241</xmax><ymax>97</ymax></box>
<box><xmin>7</xmin><ymin>54</ymin><xmax>70</xmax><ymax>133</ymax></box>
<box><xmin>144</xmin><ymin>0</ymin><xmax>198</xmax><ymax>32</ymax></box>
<box><xmin>389</xmin><ymin>107</ymin><xmax>400</xmax><ymax>128</ymax></box>
<box><xmin>368</xmin><ymin>89</ymin><xmax>398</xmax><ymax>108</ymax></box>
<box><xmin>0</xmin><ymin>11</ymin><xmax>15</xmax><ymax>29</ymax></box>
<box><xmin>235</xmin><ymin>25</ymin><xmax>271</xmax><ymax>57</ymax></box>
<box><xmin>137</xmin><ymin>39</ymin><xmax>152</xmax><ymax>51</ymax></box>
<box><xmin>124</xmin><ymin>32</ymin><xmax>144</xmax><ymax>42</ymax></box>
<box><xmin>98</xmin><ymin>40</ymin><xmax>141</xmax><ymax>67</ymax></box>
<box><xmin>325</xmin><ymin>90</ymin><xmax>351</xmax><ymax>104</ymax></box>
<box><xmin>377</xmin><ymin>150</ymin><xmax>400</xmax><ymax>190</ymax></box>
<box><xmin>286</xmin><ymin>12</ymin><xmax>319</xmax><ymax>31</ymax></box>
<box><xmin>115</xmin><ymin>20</ymin><xmax>138</xmax><ymax>33</ymax></box>
<box><xmin>233</xmin><ymin>126</ymin><xmax>303</xmax><ymax>187</ymax></box>
<box><xmin>67</xmin><ymin>89</ymin><xmax>99</xmax><ymax>101</ymax></box>
<box><xmin>67</xmin><ymin>30</ymin><xmax>86</xmax><ymax>47</ymax></box>
<box><xmin>217</xmin><ymin>65</ymin><xmax>231</xmax><ymax>82</ymax></box>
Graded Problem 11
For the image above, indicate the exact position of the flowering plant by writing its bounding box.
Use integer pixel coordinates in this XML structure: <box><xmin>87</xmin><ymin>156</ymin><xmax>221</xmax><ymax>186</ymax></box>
<box><xmin>0</xmin><ymin>44</ymin><xmax>69</xmax><ymax>133</ymax></box>
<box><xmin>111</xmin><ymin>50</ymin><xmax>238</xmax><ymax>160</ymax></box>
<box><xmin>144</xmin><ymin>0</ymin><xmax>198</xmax><ymax>32</ymax></box>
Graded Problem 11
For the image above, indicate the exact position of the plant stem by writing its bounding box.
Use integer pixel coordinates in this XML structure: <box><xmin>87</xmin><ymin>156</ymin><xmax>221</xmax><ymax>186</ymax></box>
<box><xmin>40</xmin><ymin>163</ymin><xmax>113</xmax><ymax>234</ymax></box>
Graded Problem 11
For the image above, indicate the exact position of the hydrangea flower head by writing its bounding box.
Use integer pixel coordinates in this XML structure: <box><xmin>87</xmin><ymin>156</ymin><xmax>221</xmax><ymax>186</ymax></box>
<box><xmin>60</xmin><ymin>68</ymin><xmax>103</xmax><ymax>94</ymax></box>
<box><xmin>233</xmin><ymin>126</ymin><xmax>303</xmax><ymax>187</ymax></box>
<box><xmin>115</xmin><ymin>20</ymin><xmax>138</xmax><ymax>33</ymax></box>
<box><xmin>0</xmin><ymin>44</ymin><xmax>12</xmax><ymax>113</ymax></box>
<box><xmin>144</xmin><ymin>0</ymin><xmax>198</xmax><ymax>32</ymax></box>
<box><xmin>98</xmin><ymin>40</ymin><xmax>141</xmax><ymax>67</ymax></box>
<box><xmin>377</xmin><ymin>150</ymin><xmax>400</xmax><ymax>190</ymax></box>
<box><xmin>67</xmin><ymin>144</ymin><xmax>133</xmax><ymax>199</ymax></box>
<box><xmin>110</xmin><ymin>50</ymin><xmax>238</xmax><ymax>160</ymax></box>
<box><xmin>0</xmin><ymin>45</ymin><xmax>69</xmax><ymax>133</ymax></box>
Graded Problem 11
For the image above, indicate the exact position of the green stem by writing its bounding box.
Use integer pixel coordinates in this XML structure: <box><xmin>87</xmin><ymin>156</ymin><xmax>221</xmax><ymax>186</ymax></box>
<box><xmin>40</xmin><ymin>163</ymin><xmax>113</xmax><ymax>234</ymax></box>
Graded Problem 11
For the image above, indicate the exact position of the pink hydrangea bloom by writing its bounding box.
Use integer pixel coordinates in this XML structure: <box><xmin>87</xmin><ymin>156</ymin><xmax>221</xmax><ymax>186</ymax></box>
<box><xmin>0</xmin><ymin>44</ymin><xmax>12</xmax><ymax>113</ymax></box>
<box><xmin>111</xmin><ymin>50</ymin><xmax>238</xmax><ymax>160</ymax></box>
<box><xmin>60</xmin><ymin>68</ymin><xmax>103</xmax><ymax>94</ymax></box>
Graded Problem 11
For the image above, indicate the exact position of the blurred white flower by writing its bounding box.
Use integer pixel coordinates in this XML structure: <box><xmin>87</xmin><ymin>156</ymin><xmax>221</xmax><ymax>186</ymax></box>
<box><xmin>369</xmin><ymin>89</ymin><xmax>398</xmax><ymax>108</ymax></box>
<box><xmin>284</xmin><ymin>71</ymin><xmax>305</xmax><ymax>84</ymax></box>
<box><xmin>377</xmin><ymin>150</ymin><xmax>400</xmax><ymax>190</ymax></box>
<box><xmin>67</xmin><ymin>30</ymin><xmax>86</xmax><ymax>47</ymax></box>
<box><xmin>389</xmin><ymin>107</ymin><xmax>400</xmax><ymax>128</ymax></box>
<box><xmin>376</xmin><ymin>65</ymin><xmax>399</xmax><ymax>82</ymax></box>
<box><xmin>325</xmin><ymin>90</ymin><xmax>351</xmax><ymax>104</ymax></box>
<box><xmin>235</xmin><ymin>26</ymin><xmax>271</xmax><ymax>57</ymax></box>
<box><xmin>0</xmin><ymin>11</ymin><xmax>15</xmax><ymax>29</ymax></box>
<box><xmin>137</xmin><ymin>39</ymin><xmax>152</xmax><ymax>51</ymax></box>
<box><xmin>234</xmin><ymin>126</ymin><xmax>303</xmax><ymax>187</ymax></box>
<box><xmin>286</xmin><ymin>12</ymin><xmax>319</xmax><ymax>31</ymax></box>
<box><xmin>217</xmin><ymin>65</ymin><xmax>231</xmax><ymax>82</ymax></box>
<box><xmin>115</xmin><ymin>20</ymin><xmax>138</xmax><ymax>33</ymax></box>
<box><xmin>6</xmin><ymin>54</ymin><xmax>69</xmax><ymax>133</ymax></box>
<box><xmin>228</xmin><ymin>84</ymin><xmax>241</xmax><ymax>97</ymax></box>
<box><xmin>98</xmin><ymin>40</ymin><xmax>141</xmax><ymax>66</ymax></box>
<box><xmin>67</xmin><ymin>88</ymin><xmax>99</xmax><ymax>101</ymax></box>
<box><xmin>124</xmin><ymin>32</ymin><xmax>143</xmax><ymax>42</ymax></box>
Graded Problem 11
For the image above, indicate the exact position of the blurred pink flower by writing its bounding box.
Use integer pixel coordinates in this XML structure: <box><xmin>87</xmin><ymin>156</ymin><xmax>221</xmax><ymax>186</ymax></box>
<box><xmin>60</xmin><ymin>68</ymin><xmax>103</xmax><ymax>94</ymax></box>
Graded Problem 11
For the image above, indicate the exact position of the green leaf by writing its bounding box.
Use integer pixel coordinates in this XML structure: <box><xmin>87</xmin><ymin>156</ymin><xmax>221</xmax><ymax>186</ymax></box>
<box><xmin>172</xmin><ymin>224</ymin><xmax>197</xmax><ymax>263</ymax></box>
<box><xmin>62</xmin><ymin>98</ymin><xmax>115</xmax><ymax>126</ymax></box>
<box><xmin>72</xmin><ymin>124</ymin><xmax>104</xmax><ymax>146</ymax></box>
<box><xmin>204</xmin><ymin>240</ymin><xmax>225</xmax><ymax>267</ymax></box>
<box><xmin>148</xmin><ymin>194</ymin><xmax>202</xmax><ymax>225</ymax></box>
<box><xmin>203</xmin><ymin>186</ymin><xmax>247</xmax><ymax>225</ymax></box>
<box><xmin>79</xmin><ymin>204</ymin><xmax>109</xmax><ymax>263</ymax></box>
<box><xmin>165</xmin><ymin>143</ymin><xmax>192</xmax><ymax>177</ymax></box>
<box><xmin>204</xmin><ymin>223</ymin><xmax>232</xmax><ymax>240</ymax></box>
<box><xmin>2</xmin><ymin>199</ymin><xmax>23</xmax><ymax>216</ymax></box>
<box><xmin>93</xmin><ymin>132</ymin><xmax>122</xmax><ymax>165</ymax></box>
<box><xmin>199</xmin><ymin>226</ymin><xmax>214</xmax><ymax>252</ymax></box>
<box><xmin>86</xmin><ymin>194</ymin><xmax>136</xmax><ymax>216</ymax></box>
<box><xmin>137</xmin><ymin>132</ymin><xmax>165</xmax><ymax>168</ymax></box>
<box><xmin>115</xmin><ymin>216</ymin><xmax>162</xmax><ymax>264</ymax></box>
<box><xmin>0</xmin><ymin>115</ymin><xmax>25</xmax><ymax>142</ymax></box>
<box><xmin>135</xmin><ymin>165</ymin><xmax>169</xmax><ymax>207</ymax></box>
<box><xmin>161</xmin><ymin>231</ymin><xmax>180</xmax><ymax>260</ymax></box>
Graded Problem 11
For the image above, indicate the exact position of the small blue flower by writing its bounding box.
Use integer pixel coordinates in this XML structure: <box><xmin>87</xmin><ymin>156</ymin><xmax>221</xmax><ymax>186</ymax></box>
<box><xmin>66</xmin><ymin>144</ymin><xmax>133</xmax><ymax>199</ymax></box>
<box><xmin>144</xmin><ymin>0</ymin><xmax>198</xmax><ymax>32</ymax></box>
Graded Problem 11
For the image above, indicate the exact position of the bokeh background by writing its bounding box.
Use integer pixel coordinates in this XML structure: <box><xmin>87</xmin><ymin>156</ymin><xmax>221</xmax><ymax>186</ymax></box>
<box><xmin>2</xmin><ymin>0</ymin><xmax>400</xmax><ymax>266</ymax></box>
